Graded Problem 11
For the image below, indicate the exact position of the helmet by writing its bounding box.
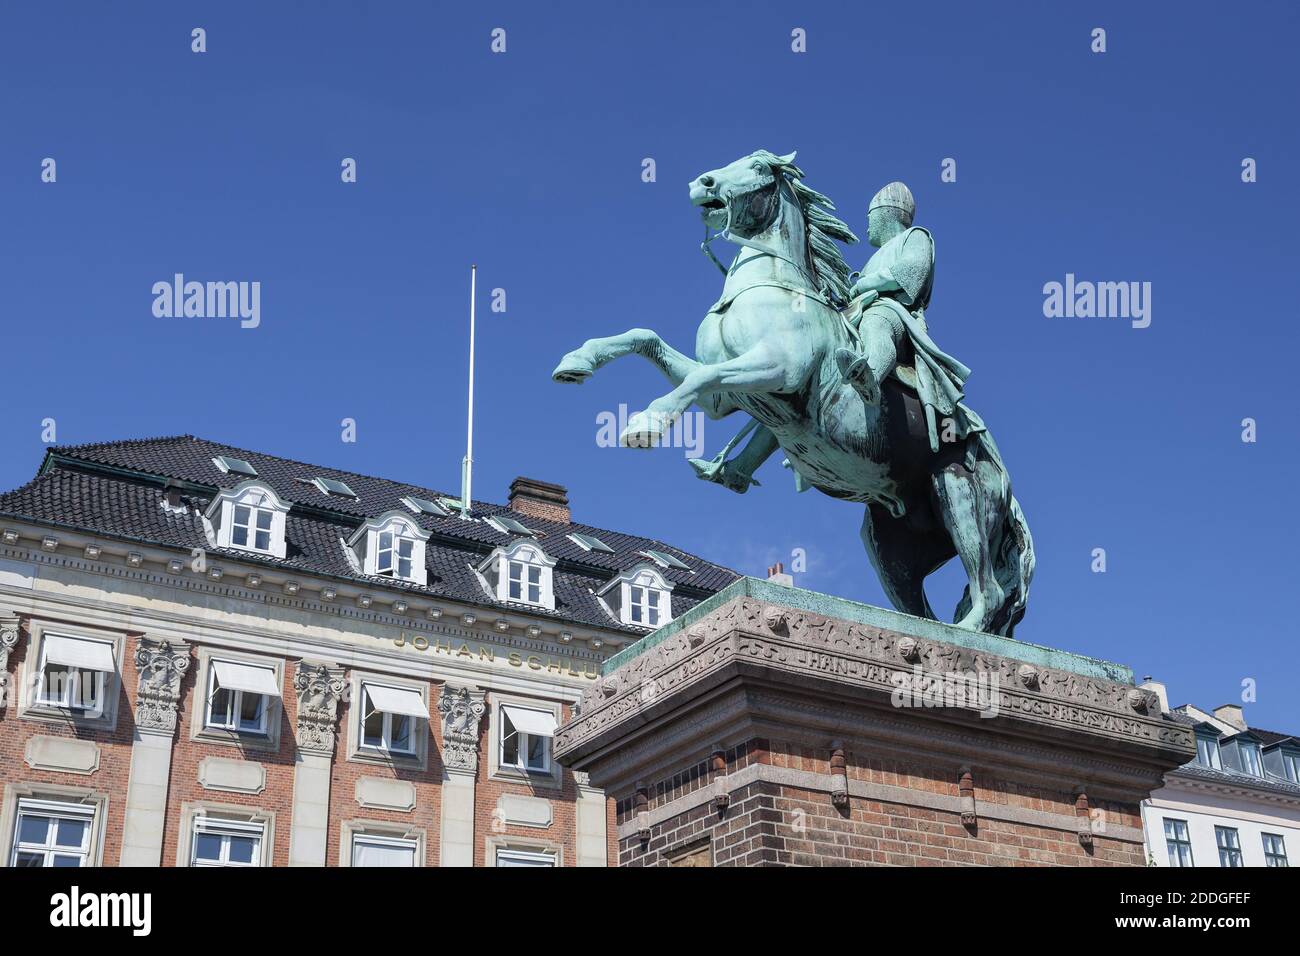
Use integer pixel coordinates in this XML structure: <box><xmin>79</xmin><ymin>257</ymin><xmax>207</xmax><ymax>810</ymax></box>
<box><xmin>868</xmin><ymin>181</ymin><xmax>915</xmax><ymax>226</ymax></box>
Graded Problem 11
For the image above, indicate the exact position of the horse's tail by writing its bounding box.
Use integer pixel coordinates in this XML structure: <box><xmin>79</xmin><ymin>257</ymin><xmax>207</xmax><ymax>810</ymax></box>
<box><xmin>994</xmin><ymin>494</ymin><xmax>1035</xmax><ymax>637</ymax></box>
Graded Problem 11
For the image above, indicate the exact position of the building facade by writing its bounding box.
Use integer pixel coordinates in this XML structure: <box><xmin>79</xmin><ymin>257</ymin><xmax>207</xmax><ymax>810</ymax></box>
<box><xmin>0</xmin><ymin>436</ymin><xmax>736</xmax><ymax>868</ymax></box>
<box><xmin>1139</xmin><ymin>690</ymin><xmax>1299</xmax><ymax>868</ymax></box>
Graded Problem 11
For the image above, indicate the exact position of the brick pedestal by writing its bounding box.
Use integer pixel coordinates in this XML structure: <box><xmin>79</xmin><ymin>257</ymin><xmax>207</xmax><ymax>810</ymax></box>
<box><xmin>554</xmin><ymin>579</ymin><xmax>1195</xmax><ymax>867</ymax></box>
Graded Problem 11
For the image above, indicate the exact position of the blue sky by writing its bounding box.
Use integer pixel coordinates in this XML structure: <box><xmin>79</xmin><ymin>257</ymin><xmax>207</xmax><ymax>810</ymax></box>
<box><xmin>1</xmin><ymin>1</ymin><xmax>1296</xmax><ymax>728</ymax></box>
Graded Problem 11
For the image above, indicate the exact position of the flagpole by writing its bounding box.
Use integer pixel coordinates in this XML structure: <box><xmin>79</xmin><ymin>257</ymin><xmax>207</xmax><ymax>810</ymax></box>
<box><xmin>460</xmin><ymin>264</ymin><xmax>476</xmax><ymax>518</ymax></box>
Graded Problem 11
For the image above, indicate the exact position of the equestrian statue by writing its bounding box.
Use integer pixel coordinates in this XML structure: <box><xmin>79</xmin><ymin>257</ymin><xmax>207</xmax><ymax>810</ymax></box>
<box><xmin>552</xmin><ymin>150</ymin><xmax>1035</xmax><ymax>637</ymax></box>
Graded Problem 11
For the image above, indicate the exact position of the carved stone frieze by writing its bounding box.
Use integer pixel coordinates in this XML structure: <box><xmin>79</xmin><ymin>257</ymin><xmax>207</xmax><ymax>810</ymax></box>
<box><xmin>437</xmin><ymin>683</ymin><xmax>486</xmax><ymax>772</ymax></box>
<box><xmin>134</xmin><ymin>637</ymin><xmax>191</xmax><ymax>735</ymax></box>
<box><xmin>294</xmin><ymin>661</ymin><xmax>346</xmax><ymax>755</ymax></box>
<box><xmin>0</xmin><ymin>615</ymin><xmax>21</xmax><ymax>711</ymax></box>
<box><xmin>559</xmin><ymin>596</ymin><xmax>1196</xmax><ymax>763</ymax></box>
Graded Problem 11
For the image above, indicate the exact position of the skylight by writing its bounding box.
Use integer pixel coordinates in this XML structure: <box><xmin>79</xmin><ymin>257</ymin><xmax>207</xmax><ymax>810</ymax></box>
<box><xmin>490</xmin><ymin>515</ymin><xmax>536</xmax><ymax>537</ymax></box>
<box><xmin>402</xmin><ymin>495</ymin><xmax>450</xmax><ymax>517</ymax></box>
<box><xmin>313</xmin><ymin>476</ymin><xmax>358</xmax><ymax>498</ymax></box>
<box><xmin>212</xmin><ymin>455</ymin><xmax>257</xmax><ymax>477</ymax></box>
<box><xmin>642</xmin><ymin>549</ymin><xmax>690</xmax><ymax>570</ymax></box>
<box><xmin>569</xmin><ymin>532</ymin><xmax>615</xmax><ymax>554</ymax></box>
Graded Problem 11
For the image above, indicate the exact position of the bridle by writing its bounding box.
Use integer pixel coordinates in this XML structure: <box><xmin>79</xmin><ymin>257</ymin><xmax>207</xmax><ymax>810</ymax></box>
<box><xmin>700</xmin><ymin>178</ymin><xmax>817</xmax><ymax>286</ymax></box>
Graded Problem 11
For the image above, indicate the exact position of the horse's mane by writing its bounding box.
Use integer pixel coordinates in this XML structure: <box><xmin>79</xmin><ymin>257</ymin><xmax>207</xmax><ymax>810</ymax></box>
<box><xmin>753</xmin><ymin>150</ymin><xmax>859</xmax><ymax>305</ymax></box>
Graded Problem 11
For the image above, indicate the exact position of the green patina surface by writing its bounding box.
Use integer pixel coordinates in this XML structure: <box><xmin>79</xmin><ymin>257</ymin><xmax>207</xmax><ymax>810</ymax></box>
<box><xmin>602</xmin><ymin>577</ymin><xmax>1134</xmax><ymax>684</ymax></box>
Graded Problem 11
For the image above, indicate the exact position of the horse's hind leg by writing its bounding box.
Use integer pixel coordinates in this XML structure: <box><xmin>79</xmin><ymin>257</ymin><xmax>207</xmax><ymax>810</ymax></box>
<box><xmin>860</xmin><ymin>503</ymin><xmax>950</xmax><ymax>620</ymax></box>
<box><xmin>931</xmin><ymin>460</ymin><xmax>1006</xmax><ymax>632</ymax></box>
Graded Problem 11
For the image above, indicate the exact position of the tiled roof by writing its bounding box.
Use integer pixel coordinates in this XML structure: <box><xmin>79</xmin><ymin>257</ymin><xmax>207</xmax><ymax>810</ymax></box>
<box><xmin>0</xmin><ymin>435</ymin><xmax>740</xmax><ymax>634</ymax></box>
<box><xmin>1172</xmin><ymin>762</ymin><xmax>1300</xmax><ymax>799</ymax></box>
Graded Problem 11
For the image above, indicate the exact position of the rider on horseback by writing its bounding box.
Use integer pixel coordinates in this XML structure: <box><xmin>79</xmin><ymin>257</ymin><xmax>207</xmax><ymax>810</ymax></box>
<box><xmin>836</xmin><ymin>181</ymin><xmax>983</xmax><ymax>457</ymax></box>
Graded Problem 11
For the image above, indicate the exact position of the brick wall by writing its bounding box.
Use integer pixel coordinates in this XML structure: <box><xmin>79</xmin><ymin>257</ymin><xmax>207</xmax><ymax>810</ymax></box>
<box><xmin>0</xmin><ymin>614</ymin><xmax>603</xmax><ymax>867</ymax></box>
<box><xmin>618</xmin><ymin>737</ymin><xmax>1146</xmax><ymax>867</ymax></box>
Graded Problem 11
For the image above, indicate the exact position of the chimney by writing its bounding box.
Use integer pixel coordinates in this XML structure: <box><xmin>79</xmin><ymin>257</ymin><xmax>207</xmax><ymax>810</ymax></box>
<box><xmin>766</xmin><ymin>562</ymin><xmax>794</xmax><ymax>587</ymax></box>
<box><xmin>508</xmin><ymin>477</ymin><xmax>570</xmax><ymax>524</ymax></box>
<box><xmin>1139</xmin><ymin>678</ymin><xmax>1169</xmax><ymax>715</ymax></box>
<box><xmin>1213</xmin><ymin>704</ymin><xmax>1247</xmax><ymax>732</ymax></box>
<box><xmin>164</xmin><ymin>479</ymin><xmax>184</xmax><ymax>510</ymax></box>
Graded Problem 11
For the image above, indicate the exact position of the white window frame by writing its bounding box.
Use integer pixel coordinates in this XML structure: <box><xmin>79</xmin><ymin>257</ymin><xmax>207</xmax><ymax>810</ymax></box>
<box><xmin>34</xmin><ymin>640</ymin><xmax>109</xmax><ymax>719</ymax></box>
<box><xmin>189</xmin><ymin>816</ymin><xmax>265</xmax><ymax>868</ymax></box>
<box><xmin>351</xmin><ymin>833</ymin><xmax>418</xmax><ymax>867</ymax></box>
<box><xmin>488</xmin><ymin>693</ymin><xmax>562</xmax><ymax>788</ymax></box>
<box><xmin>479</xmin><ymin>541</ymin><xmax>556</xmax><ymax>610</ymax></box>
<box><xmin>204</xmin><ymin>663</ymin><xmax>270</xmax><ymax>737</ymax></box>
<box><xmin>1262</xmin><ymin>832</ymin><xmax>1288</xmax><ymax>867</ymax></box>
<box><xmin>1284</xmin><ymin>752</ymin><xmax>1300</xmax><ymax>783</ymax></box>
<box><xmin>1164</xmin><ymin>817</ymin><xmax>1193</xmax><ymax>867</ymax></box>
<box><xmin>359</xmin><ymin>685</ymin><xmax>416</xmax><ymax>757</ymax></box>
<box><xmin>345</xmin><ymin>673</ymin><xmax>429</xmax><ymax>769</ymax></box>
<box><xmin>18</xmin><ymin>622</ymin><xmax>125</xmax><ymax>731</ymax></box>
<box><xmin>9</xmin><ymin>799</ymin><xmax>95</xmax><ymax>868</ymax></box>
<box><xmin>206</xmin><ymin>481</ymin><xmax>290</xmax><ymax>559</ymax></box>
<box><xmin>1239</xmin><ymin>741</ymin><xmax>1264</xmax><ymax>776</ymax></box>
<box><xmin>1195</xmin><ymin>733</ymin><xmax>1221</xmax><ymax>770</ymax></box>
<box><xmin>348</xmin><ymin>511</ymin><xmax>429</xmax><ymax>585</ymax></box>
<box><xmin>496</xmin><ymin>847</ymin><xmax>557</xmax><ymax>867</ymax></box>
<box><xmin>339</xmin><ymin>820</ymin><xmax>426</xmax><ymax>867</ymax></box>
<box><xmin>499</xmin><ymin>706</ymin><xmax>552</xmax><ymax>774</ymax></box>
<box><xmin>1215</xmin><ymin>825</ymin><xmax>1243</xmax><ymax>867</ymax></box>
<box><xmin>599</xmin><ymin>563</ymin><xmax>674</xmax><ymax>628</ymax></box>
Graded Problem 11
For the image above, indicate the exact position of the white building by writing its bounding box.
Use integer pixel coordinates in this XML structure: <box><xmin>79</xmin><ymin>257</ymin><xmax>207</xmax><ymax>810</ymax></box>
<box><xmin>1139</xmin><ymin>688</ymin><xmax>1298</xmax><ymax>868</ymax></box>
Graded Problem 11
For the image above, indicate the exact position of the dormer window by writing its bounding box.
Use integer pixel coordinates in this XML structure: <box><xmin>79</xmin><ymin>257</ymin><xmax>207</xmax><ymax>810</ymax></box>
<box><xmin>1195</xmin><ymin>731</ymin><xmax>1222</xmax><ymax>770</ymax></box>
<box><xmin>205</xmin><ymin>481</ymin><xmax>291</xmax><ymax>559</ymax></box>
<box><xmin>478</xmin><ymin>541</ymin><xmax>556</xmax><ymax>610</ymax></box>
<box><xmin>598</xmin><ymin>563</ymin><xmax>673</xmax><ymax>628</ymax></box>
<box><xmin>1240</xmin><ymin>740</ymin><xmax>1263</xmax><ymax>776</ymax></box>
<box><xmin>232</xmin><ymin>501</ymin><xmax>274</xmax><ymax>552</ymax></box>
<box><xmin>347</xmin><ymin>511</ymin><xmax>430</xmax><ymax>586</ymax></box>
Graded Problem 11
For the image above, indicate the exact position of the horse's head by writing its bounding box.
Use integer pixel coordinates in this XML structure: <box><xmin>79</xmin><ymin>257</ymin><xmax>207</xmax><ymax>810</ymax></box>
<box><xmin>689</xmin><ymin>150</ymin><xmax>859</xmax><ymax>304</ymax></box>
<box><xmin>689</xmin><ymin>150</ymin><xmax>800</xmax><ymax>237</ymax></box>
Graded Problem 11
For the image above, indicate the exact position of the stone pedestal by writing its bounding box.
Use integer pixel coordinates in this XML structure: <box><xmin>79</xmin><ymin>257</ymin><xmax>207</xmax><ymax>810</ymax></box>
<box><xmin>554</xmin><ymin>579</ymin><xmax>1195</xmax><ymax>867</ymax></box>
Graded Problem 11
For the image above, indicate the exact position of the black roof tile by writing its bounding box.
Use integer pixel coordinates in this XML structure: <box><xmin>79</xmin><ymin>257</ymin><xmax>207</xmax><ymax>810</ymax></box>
<box><xmin>1</xmin><ymin>436</ymin><xmax>740</xmax><ymax>635</ymax></box>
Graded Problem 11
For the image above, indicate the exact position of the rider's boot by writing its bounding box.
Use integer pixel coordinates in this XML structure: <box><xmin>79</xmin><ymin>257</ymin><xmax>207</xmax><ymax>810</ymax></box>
<box><xmin>834</xmin><ymin>348</ymin><xmax>881</xmax><ymax>405</ymax></box>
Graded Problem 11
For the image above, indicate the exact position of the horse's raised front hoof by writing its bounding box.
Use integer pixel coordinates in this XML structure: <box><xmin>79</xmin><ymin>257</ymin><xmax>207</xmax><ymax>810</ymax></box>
<box><xmin>619</xmin><ymin>410</ymin><xmax>667</xmax><ymax>449</ymax></box>
<box><xmin>552</xmin><ymin>351</ymin><xmax>595</xmax><ymax>384</ymax></box>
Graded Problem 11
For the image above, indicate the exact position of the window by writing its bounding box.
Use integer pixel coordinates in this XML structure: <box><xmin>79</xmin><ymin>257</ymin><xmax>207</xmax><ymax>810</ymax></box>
<box><xmin>600</xmin><ymin>564</ymin><xmax>674</xmax><ymax>628</ymax></box>
<box><xmin>489</xmin><ymin>515</ymin><xmax>536</xmax><ymax>537</ymax></box>
<box><xmin>1164</xmin><ymin>818</ymin><xmax>1193</xmax><ymax>867</ymax></box>
<box><xmin>348</xmin><ymin>512</ymin><xmax>428</xmax><ymax>585</ymax></box>
<box><xmin>1281</xmin><ymin>752</ymin><xmax>1300</xmax><ymax>783</ymax></box>
<box><xmin>568</xmin><ymin>532</ymin><xmax>614</xmax><ymax>554</ymax></box>
<box><xmin>479</xmin><ymin>542</ymin><xmax>555</xmax><ymax>610</ymax></box>
<box><xmin>212</xmin><ymin>455</ymin><xmax>257</xmax><ymax>476</ymax></box>
<box><xmin>207</xmin><ymin>482</ymin><xmax>290</xmax><ymax>558</ymax></box>
<box><xmin>1263</xmin><ymin>833</ymin><xmax>1288</xmax><ymax>867</ymax></box>
<box><xmin>628</xmin><ymin>584</ymin><xmax>663</xmax><ymax>627</ymax></box>
<box><xmin>1239</xmin><ymin>741</ymin><xmax>1264</xmax><ymax>776</ymax></box>
<box><xmin>1195</xmin><ymin>733</ymin><xmax>1222</xmax><ymax>769</ymax></box>
<box><xmin>231</xmin><ymin>502</ymin><xmax>274</xmax><ymax>552</ymax></box>
<box><xmin>499</xmin><ymin>704</ymin><xmax>556</xmax><ymax>773</ymax></box>
<box><xmin>313</xmin><ymin>476</ymin><xmax>357</xmax><ymax>498</ymax></box>
<box><xmin>351</xmin><ymin>833</ymin><xmax>418</xmax><ymax>867</ymax></box>
<box><xmin>34</xmin><ymin>634</ymin><xmax>115</xmax><ymax>718</ymax></box>
<box><xmin>508</xmin><ymin>560</ymin><xmax>543</xmax><ymax>604</ymax></box>
<box><xmin>401</xmin><ymin>495</ymin><xmax>449</xmax><ymax>517</ymax></box>
<box><xmin>1215</xmin><ymin>826</ymin><xmax>1243</xmax><ymax>867</ymax></box>
<box><xmin>190</xmin><ymin>817</ymin><xmax>263</xmax><ymax>867</ymax></box>
<box><xmin>496</xmin><ymin>848</ymin><xmax>556</xmax><ymax>867</ymax></box>
<box><xmin>10</xmin><ymin>800</ymin><xmax>95</xmax><ymax>868</ymax></box>
<box><xmin>359</xmin><ymin>682</ymin><xmax>428</xmax><ymax>757</ymax></box>
<box><xmin>205</xmin><ymin>659</ymin><xmax>278</xmax><ymax>735</ymax></box>
<box><xmin>640</xmin><ymin>549</ymin><xmax>690</xmax><ymax>570</ymax></box>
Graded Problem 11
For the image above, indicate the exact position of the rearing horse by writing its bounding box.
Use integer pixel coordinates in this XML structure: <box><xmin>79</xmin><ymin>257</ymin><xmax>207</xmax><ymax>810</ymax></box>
<box><xmin>553</xmin><ymin>149</ymin><xmax>1034</xmax><ymax>637</ymax></box>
